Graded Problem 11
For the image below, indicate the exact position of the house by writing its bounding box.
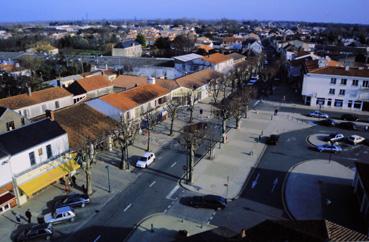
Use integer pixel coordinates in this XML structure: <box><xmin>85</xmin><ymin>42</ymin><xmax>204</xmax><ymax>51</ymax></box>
<box><xmin>112</xmin><ymin>75</ymin><xmax>148</xmax><ymax>92</ymax></box>
<box><xmin>353</xmin><ymin>162</ymin><xmax>369</xmax><ymax>233</ymax></box>
<box><xmin>174</xmin><ymin>220</ymin><xmax>368</xmax><ymax>242</ymax></box>
<box><xmin>174</xmin><ymin>53</ymin><xmax>204</xmax><ymax>74</ymax></box>
<box><xmin>227</xmin><ymin>53</ymin><xmax>246</xmax><ymax>64</ymax></box>
<box><xmin>0</xmin><ymin>106</ymin><xmax>30</xmax><ymax>134</ymax></box>
<box><xmin>174</xmin><ymin>69</ymin><xmax>221</xmax><ymax>105</ymax></box>
<box><xmin>244</xmin><ymin>41</ymin><xmax>263</xmax><ymax>55</ymax></box>
<box><xmin>87</xmin><ymin>82</ymin><xmax>171</xmax><ymax>122</ymax></box>
<box><xmin>301</xmin><ymin>66</ymin><xmax>369</xmax><ymax>111</ymax></box>
<box><xmin>66</xmin><ymin>75</ymin><xmax>113</xmax><ymax>102</ymax></box>
<box><xmin>201</xmin><ymin>53</ymin><xmax>234</xmax><ymax>73</ymax></box>
<box><xmin>0</xmin><ymin>87</ymin><xmax>74</xmax><ymax>119</ymax></box>
<box><xmin>54</xmin><ymin>104</ymin><xmax>118</xmax><ymax>150</ymax></box>
<box><xmin>112</xmin><ymin>40</ymin><xmax>142</xmax><ymax>57</ymax></box>
<box><xmin>0</xmin><ymin>119</ymin><xmax>78</xmax><ymax>209</ymax></box>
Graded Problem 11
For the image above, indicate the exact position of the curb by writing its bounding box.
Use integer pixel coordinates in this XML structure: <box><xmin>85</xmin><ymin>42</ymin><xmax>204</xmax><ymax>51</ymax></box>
<box><xmin>123</xmin><ymin>212</ymin><xmax>164</xmax><ymax>242</ymax></box>
<box><xmin>280</xmin><ymin>161</ymin><xmax>308</xmax><ymax>221</ymax></box>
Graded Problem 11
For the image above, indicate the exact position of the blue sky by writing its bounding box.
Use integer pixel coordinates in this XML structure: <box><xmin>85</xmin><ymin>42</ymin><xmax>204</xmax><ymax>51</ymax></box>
<box><xmin>1</xmin><ymin>0</ymin><xmax>369</xmax><ymax>24</ymax></box>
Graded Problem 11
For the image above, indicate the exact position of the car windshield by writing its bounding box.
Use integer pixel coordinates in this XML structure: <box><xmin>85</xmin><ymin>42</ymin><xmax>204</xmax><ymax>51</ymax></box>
<box><xmin>140</xmin><ymin>156</ymin><xmax>148</xmax><ymax>161</ymax></box>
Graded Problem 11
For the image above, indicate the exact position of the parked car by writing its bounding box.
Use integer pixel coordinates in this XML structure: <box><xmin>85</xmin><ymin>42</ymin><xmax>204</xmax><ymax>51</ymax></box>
<box><xmin>266</xmin><ymin>135</ymin><xmax>279</xmax><ymax>145</ymax></box>
<box><xmin>15</xmin><ymin>223</ymin><xmax>53</xmax><ymax>242</ymax></box>
<box><xmin>43</xmin><ymin>206</ymin><xmax>76</xmax><ymax>224</ymax></box>
<box><xmin>338</xmin><ymin>122</ymin><xmax>357</xmax><ymax>130</ymax></box>
<box><xmin>316</xmin><ymin>144</ymin><xmax>343</xmax><ymax>153</ymax></box>
<box><xmin>347</xmin><ymin>135</ymin><xmax>365</xmax><ymax>145</ymax></box>
<box><xmin>341</xmin><ymin>114</ymin><xmax>359</xmax><ymax>121</ymax></box>
<box><xmin>54</xmin><ymin>194</ymin><xmax>90</xmax><ymax>209</ymax></box>
<box><xmin>328</xmin><ymin>133</ymin><xmax>345</xmax><ymax>142</ymax></box>
<box><xmin>136</xmin><ymin>152</ymin><xmax>156</xmax><ymax>168</ymax></box>
<box><xmin>317</xmin><ymin>119</ymin><xmax>337</xmax><ymax>127</ymax></box>
<box><xmin>188</xmin><ymin>195</ymin><xmax>227</xmax><ymax>210</ymax></box>
<box><xmin>308</xmin><ymin>111</ymin><xmax>329</xmax><ymax>119</ymax></box>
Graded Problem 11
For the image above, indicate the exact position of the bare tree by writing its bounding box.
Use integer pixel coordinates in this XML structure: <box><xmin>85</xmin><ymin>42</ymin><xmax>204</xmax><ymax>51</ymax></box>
<box><xmin>239</xmin><ymin>87</ymin><xmax>252</xmax><ymax>118</ymax></box>
<box><xmin>114</xmin><ymin>116</ymin><xmax>139</xmax><ymax>170</ymax></box>
<box><xmin>187</xmin><ymin>92</ymin><xmax>196</xmax><ymax>123</ymax></box>
<box><xmin>76</xmin><ymin>139</ymin><xmax>96</xmax><ymax>196</ymax></box>
<box><xmin>165</xmin><ymin>99</ymin><xmax>181</xmax><ymax>136</ymax></box>
<box><xmin>178</xmin><ymin>122</ymin><xmax>207</xmax><ymax>183</ymax></box>
<box><xmin>144</xmin><ymin>110</ymin><xmax>157</xmax><ymax>151</ymax></box>
<box><xmin>228</xmin><ymin>96</ymin><xmax>243</xmax><ymax>129</ymax></box>
<box><xmin>207</xmin><ymin>77</ymin><xmax>222</xmax><ymax>104</ymax></box>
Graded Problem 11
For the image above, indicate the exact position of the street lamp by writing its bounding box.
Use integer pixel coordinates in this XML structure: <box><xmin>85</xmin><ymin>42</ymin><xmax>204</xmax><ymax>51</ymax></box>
<box><xmin>105</xmin><ymin>165</ymin><xmax>111</xmax><ymax>193</ymax></box>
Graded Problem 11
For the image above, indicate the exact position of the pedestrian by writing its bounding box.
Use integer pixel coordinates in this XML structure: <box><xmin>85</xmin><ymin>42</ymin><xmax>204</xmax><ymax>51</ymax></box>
<box><xmin>25</xmin><ymin>209</ymin><xmax>32</xmax><ymax>223</ymax></box>
<box><xmin>15</xmin><ymin>213</ymin><xmax>21</xmax><ymax>223</ymax></box>
<box><xmin>71</xmin><ymin>176</ymin><xmax>77</xmax><ymax>187</ymax></box>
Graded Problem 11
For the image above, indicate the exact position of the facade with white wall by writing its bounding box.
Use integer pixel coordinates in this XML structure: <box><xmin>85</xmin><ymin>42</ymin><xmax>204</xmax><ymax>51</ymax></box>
<box><xmin>302</xmin><ymin>67</ymin><xmax>369</xmax><ymax>111</ymax></box>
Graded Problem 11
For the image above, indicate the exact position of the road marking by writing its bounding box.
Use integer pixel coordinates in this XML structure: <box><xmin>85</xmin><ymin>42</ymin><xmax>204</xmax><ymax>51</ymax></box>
<box><xmin>166</xmin><ymin>185</ymin><xmax>180</xmax><ymax>200</ymax></box>
<box><xmin>149</xmin><ymin>181</ymin><xmax>156</xmax><ymax>188</ymax></box>
<box><xmin>93</xmin><ymin>235</ymin><xmax>101</xmax><ymax>242</ymax></box>
<box><xmin>341</xmin><ymin>157</ymin><xmax>359</xmax><ymax>161</ymax></box>
<box><xmin>251</xmin><ymin>173</ymin><xmax>260</xmax><ymax>189</ymax></box>
<box><xmin>123</xmin><ymin>203</ymin><xmax>132</xmax><ymax>212</ymax></box>
<box><xmin>271</xmin><ymin>178</ymin><xmax>279</xmax><ymax>192</ymax></box>
<box><xmin>170</xmin><ymin>162</ymin><xmax>177</xmax><ymax>168</ymax></box>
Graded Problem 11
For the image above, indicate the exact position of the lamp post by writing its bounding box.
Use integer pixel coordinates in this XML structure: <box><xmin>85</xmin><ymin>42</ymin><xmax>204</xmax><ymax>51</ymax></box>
<box><xmin>105</xmin><ymin>165</ymin><xmax>111</xmax><ymax>193</ymax></box>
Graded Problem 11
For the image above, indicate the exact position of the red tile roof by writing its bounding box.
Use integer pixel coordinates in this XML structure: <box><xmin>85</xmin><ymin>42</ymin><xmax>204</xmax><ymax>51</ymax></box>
<box><xmin>310</xmin><ymin>66</ymin><xmax>369</xmax><ymax>77</ymax></box>
<box><xmin>202</xmin><ymin>53</ymin><xmax>232</xmax><ymax>64</ymax></box>
<box><xmin>176</xmin><ymin>69</ymin><xmax>221</xmax><ymax>89</ymax></box>
<box><xmin>77</xmin><ymin>75</ymin><xmax>112</xmax><ymax>92</ymax></box>
<box><xmin>112</xmin><ymin>75</ymin><xmax>148</xmax><ymax>90</ymax></box>
<box><xmin>0</xmin><ymin>87</ymin><xmax>72</xmax><ymax>110</ymax></box>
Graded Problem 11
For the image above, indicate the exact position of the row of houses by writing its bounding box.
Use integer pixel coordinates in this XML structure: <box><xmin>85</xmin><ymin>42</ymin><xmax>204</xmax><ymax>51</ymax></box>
<box><xmin>0</xmin><ymin>52</ymin><xmax>243</xmax><ymax>213</ymax></box>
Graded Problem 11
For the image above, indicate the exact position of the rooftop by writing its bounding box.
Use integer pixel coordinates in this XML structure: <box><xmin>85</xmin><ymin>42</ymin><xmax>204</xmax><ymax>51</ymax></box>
<box><xmin>202</xmin><ymin>53</ymin><xmax>232</xmax><ymax>64</ymax></box>
<box><xmin>0</xmin><ymin>87</ymin><xmax>72</xmax><ymax>110</ymax></box>
<box><xmin>309</xmin><ymin>66</ymin><xmax>369</xmax><ymax>78</ymax></box>
<box><xmin>112</xmin><ymin>75</ymin><xmax>148</xmax><ymax>90</ymax></box>
<box><xmin>0</xmin><ymin>119</ymin><xmax>66</xmax><ymax>157</ymax></box>
<box><xmin>174</xmin><ymin>53</ymin><xmax>203</xmax><ymax>63</ymax></box>
<box><xmin>176</xmin><ymin>69</ymin><xmax>221</xmax><ymax>89</ymax></box>
<box><xmin>67</xmin><ymin>75</ymin><xmax>112</xmax><ymax>95</ymax></box>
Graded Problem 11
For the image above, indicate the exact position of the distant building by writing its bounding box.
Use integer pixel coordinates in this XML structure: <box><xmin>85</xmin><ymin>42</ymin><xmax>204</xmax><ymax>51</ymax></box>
<box><xmin>302</xmin><ymin>66</ymin><xmax>369</xmax><ymax>111</ymax></box>
<box><xmin>0</xmin><ymin>107</ymin><xmax>30</xmax><ymax>134</ymax></box>
<box><xmin>112</xmin><ymin>40</ymin><xmax>142</xmax><ymax>57</ymax></box>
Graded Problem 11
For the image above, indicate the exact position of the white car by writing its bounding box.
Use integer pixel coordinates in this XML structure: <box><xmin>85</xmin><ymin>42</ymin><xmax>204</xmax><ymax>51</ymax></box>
<box><xmin>308</xmin><ymin>111</ymin><xmax>329</xmax><ymax>119</ymax></box>
<box><xmin>43</xmin><ymin>206</ymin><xmax>76</xmax><ymax>224</ymax></box>
<box><xmin>136</xmin><ymin>152</ymin><xmax>156</xmax><ymax>168</ymax></box>
<box><xmin>328</xmin><ymin>133</ymin><xmax>344</xmax><ymax>142</ymax></box>
<box><xmin>348</xmin><ymin>135</ymin><xmax>365</xmax><ymax>145</ymax></box>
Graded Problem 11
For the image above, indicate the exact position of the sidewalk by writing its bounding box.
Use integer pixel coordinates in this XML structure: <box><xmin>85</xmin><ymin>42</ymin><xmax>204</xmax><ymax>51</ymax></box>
<box><xmin>126</xmin><ymin>213</ymin><xmax>215</xmax><ymax>242</ymax></box>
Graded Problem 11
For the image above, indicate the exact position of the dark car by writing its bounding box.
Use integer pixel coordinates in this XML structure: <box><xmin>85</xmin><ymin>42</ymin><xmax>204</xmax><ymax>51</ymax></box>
<box><xmin>317</xmin><ymin>119</ymin><xmax>337</xmax><ymax>127</ymax></box>
<box><xmin>54</xmin><ymin>194</ymin><xmax>90</xmax><ymax>209</ymax></box>
<box><xmin>188</xmin><ymin>195</ymin><xmax>227</xmax><ymax>210</ymax></box>
<box><xmin>15</xmin><ymin>223</ymin><xmax>53</xmax><ymax>242</ymax></box>
<box><xmin>341</xmin><ymin>114</ymin><xmax>359</xmax><ymax>121</ymax></box>
<box><xmin>266</xmin><ymin>135</ymin><xmax>279</xmax><ymax>145</ymax></box>
<box><xmin>337</xmin><ymin>122</ymin><xmax>357</xmax><ymax>130</ymax></box>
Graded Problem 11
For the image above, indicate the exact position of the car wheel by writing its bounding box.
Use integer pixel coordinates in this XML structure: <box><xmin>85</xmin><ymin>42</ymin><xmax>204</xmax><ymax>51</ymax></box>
<box><xmin>70</xmin><ymin>217</ymin><xmax>75</xmax><ymax>222</ymax></box>
<box><xmin>81</xmin><ymin>203</ymin><xmax>85</xmax><ymax>208</ymax></box>
<box><xmin>145</xmin><ymin>164</ymin><xmax>148</xmax><ymax>168</ymax></box>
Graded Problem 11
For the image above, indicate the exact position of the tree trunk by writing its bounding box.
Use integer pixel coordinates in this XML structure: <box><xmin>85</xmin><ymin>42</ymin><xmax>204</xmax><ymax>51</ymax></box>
<box><xmin>189</xmin><ymin>107</ymin><xmax>194</xmax><ymax>123</ymax></box>
<box><xmin>120</xmin><ymin>144</ymin><xmax>129</xmax><ymax>170</ymax></box>
<box><xmin>222</xmin><ymin>118</ymin><xmax>227</xmax><ymax>143</ymax></box>
<box><xmin>236</xmin><ymin>117</ymin><xmax>240</xmax><ymax>129</ymax></box>
<box><xmin>187</xmin><ymin>143</ymin><xmax>195</xmax><ymax>184</ymax></box>
<box><xmin>85</xmin><ymin>165</ymin><xmax>93</xmax><ymax>195</ymax></box>
<box><xmin>169</xmin><ymin>115</ymin><xmax>175</xmax><ymax>136</ymax></box>
<box><xmin>146</xmin><ymin>128</ymin><xmax>151</xmax><ymax>151</ymax></box>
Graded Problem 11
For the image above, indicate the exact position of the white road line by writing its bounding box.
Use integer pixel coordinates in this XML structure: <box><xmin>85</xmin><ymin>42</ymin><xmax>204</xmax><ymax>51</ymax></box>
<box><xmin>271</xmin><ymin>178</ymin><xmax>279</xmax><ymax>192</ymax></box>
<box><xmin>93</xmin><ymin>235</ymin><xmax>101</xmax><ymax>242</ymax></box>
<box><xmin>251</xmin><ymin>173</ymin><xmax>260</xmax><ymax>189</ymax></box>
<box><xmin>170</xmin><ymin>162</ymin><xmax>177</xmax><ymax>168</ymax></box>
<box><xmin>149</xmin><ymin>181</ymin><xmax>156</xmax><ymax>188</ymax></box>
<box><xmin>166</xmin><ymin>185</ymin><xmax>180</xmax><ymax>200</ymax></box>
<box><xmin>123</xmin><ymin>203</ymin><xmax>132</xmax><ymax>212</ymax></box>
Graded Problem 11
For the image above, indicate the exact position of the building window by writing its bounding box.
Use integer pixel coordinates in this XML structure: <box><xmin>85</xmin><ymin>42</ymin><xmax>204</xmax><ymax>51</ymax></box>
<box><xmin>329</xmin><ymin>89</ymin><xmax>335</xmax><ymax>95</ymax></box>
<box><xmin>363</xmin><ymin>81</ymin><xmax>369</xmax><ymax>88</ymax></box>
<box><xmin>340</xmin><ymin>79</ymin><xmax>347</xmax><ymax>85</ymax></box>
<box><xmin>23</xmin><ymin>109</ymin><xmax>29</xmax><ymax>118</ymax></box>
<box><xmin>330</xmin><ymin>78</ymin><xmax>336</xmax><ymax>84</ymax></box>
<box><xmin>334</xmin><ymin>99</ymin><xmax>343</xmax><ymax>107</ymax></box>
<box><xmin>316</xmin><ymin>98</ymin><xmax>325</xmax><ymax>105</ymax></box>
<box><xmin>6</xmin><ymin>121</ymin><xmax>15</xmax><ymax>131</ymax></box>
<box><xmin>29</xmin><ymin>152</ymin><xmax>36</xmax><ymax>166</ymax></box>
<box><xmin>46</xmin><ymin>145</ymin><xmax>52</xmax><ymax>159</ymax></box>
<box><xmin>348</xmin><ymin>100</ymin><xmax>353</xmax><ymax>108</ymax></box>
<box><xmin>38</xmin><ymin>148</ymin><xmax>43</xmax><ymax>156</ymax></box>
<box><xmin>352</xmin><ymin>80</ymin><xmax>359</xmax><ymax>86</ymax></box>
<box><xmin>354</xmin><ymin>101</ymin><xmax>362</xmax><ymax>109</ymax></box>
<box><xmin>41</xmin><ymin>104</ymin><xmax>47</xmax><ymax>113</ymax></box>
<box><xmin>339</xmin><ymin>89</ymin><xmax>345</xmax><ymax>96</ymax></box>
<box><xmin>55</xmin><ymin>101</ymin><xmax>60</xmax><ymax>109</ymax></box>
<box><xmin>327</xmin><ymin>99</ymin><xmax>332</xmax><ymax>106</ymax></box>
<box><xmin>21</xmin><ymin>118</ymin><xmax>25</xmax><ymax>125</ymax></box>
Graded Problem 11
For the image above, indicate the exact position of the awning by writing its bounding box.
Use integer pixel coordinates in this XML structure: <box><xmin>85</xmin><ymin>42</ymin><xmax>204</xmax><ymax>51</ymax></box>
<box><xmin>18</xmin><ymin>159</ymin><xmax>80</xmax><ymax>197</ymax></box>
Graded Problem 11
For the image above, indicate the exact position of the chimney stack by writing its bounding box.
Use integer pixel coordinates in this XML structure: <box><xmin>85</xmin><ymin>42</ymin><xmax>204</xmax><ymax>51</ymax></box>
<box><xmin>27</xmin><ymin>86</ymin><xmax>32</xmax><ymax>96</ymax></box>
<box><xmin>147</xmin><ymin>76</ymin><xmax>156</xmax><ymax>85</ymax></box>
<box><xmin>45</xmin><ymin>110</ymin><xmax>55</xmax><ymax>121</ymax></box>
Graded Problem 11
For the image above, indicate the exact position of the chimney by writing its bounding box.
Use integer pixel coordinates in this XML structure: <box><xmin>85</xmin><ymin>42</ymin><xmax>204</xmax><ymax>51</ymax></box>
<box><xmin>147</xmin><ymin>76</ymin><xmax>156</xmax><ymax>85</ymax></box>
<box><xmin>45</xmin><ymin>110</ymin><xmax>55</xmax><ymax>121</ymax></box>
<box><xmin>345</xmin><ymin>66</ymin><xmax>350</xmax><ymax>71</ymax></box>
<box><xmin>27</xmin><ymin>86</ymin><xmax>32</xmax><ymax>96</ymax></box>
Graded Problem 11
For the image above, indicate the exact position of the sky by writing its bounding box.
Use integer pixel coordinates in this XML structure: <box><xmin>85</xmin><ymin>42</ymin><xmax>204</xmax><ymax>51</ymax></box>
<box><xmin>1</xmin><ymin>0</ymin><xmax>369</xmax><ymax>24</ymax></box>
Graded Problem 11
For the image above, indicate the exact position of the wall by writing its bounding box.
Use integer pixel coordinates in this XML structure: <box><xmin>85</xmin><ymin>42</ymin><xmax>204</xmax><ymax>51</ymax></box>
<box><xmin>86</xmin><ymin>86</ymin><xmax>113</xmax><ymax>99</ymax></box>
<box><xmin>130</xmin><ymin>66</ymin><xmax>181</xmax><ymax>79</ymax></box>
<box><xmin>0</xmin><ymin>133</ymin><xmax>69</xmax><ymax>187</ymax></box>
<box><xmin>15</xmin><ymin>95</ymin><xmax>74</xmax><ymax>119</ymax></box>
<box><xmin>86</xmin><ymin>99</ymin><xmax>122</xmax><ymax>121</ymax></box>
<box><xmin>112</xmin><ymin>45</ymin><xmax>142</xmax><ymax>57</ymax></box>
<box><xmin>0</xmin><ymin>109</ymin><xmax>30</xmax><ymax>134</ymax></box>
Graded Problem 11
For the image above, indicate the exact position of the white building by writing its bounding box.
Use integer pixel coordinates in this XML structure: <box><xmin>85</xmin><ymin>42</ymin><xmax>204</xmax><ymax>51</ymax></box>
<box><xmin>0</xmin><ymin>87</ymin><xmax>74</xmax><ymax>119</ymax></box>
<box><xmin>0</xmin><ymin>119</ymin><xmax>78</xmax><ymax>209</ymax></box>
<box><xmin>302</xmin><ymin>66</ymin><xmax>369</xmax><ymax>111</ymax></box>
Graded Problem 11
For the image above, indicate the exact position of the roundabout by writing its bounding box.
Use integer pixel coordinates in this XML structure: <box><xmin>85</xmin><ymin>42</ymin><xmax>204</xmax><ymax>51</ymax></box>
<box><xmin>306</xmin><ymin>133</ymin><xmax>362</xmax><ymax>152</ymax></box>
